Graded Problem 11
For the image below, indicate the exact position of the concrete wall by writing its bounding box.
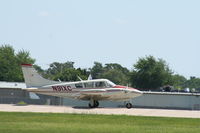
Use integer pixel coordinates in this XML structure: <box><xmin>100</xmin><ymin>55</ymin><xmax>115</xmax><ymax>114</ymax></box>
<box><xmin>0</xmin><ymin>88</ymin><xmax>61</xmax><ymax>105</ymax></box>
<box><xmin>133</xmin><ymin>92</ymin><xmax>200</xmax><ymax>110</ymax></box>
<box><xmin>0</xmin><ymin>88</ymin><xmax>29</xmax><ymax>98</ymax></box>
<box><xmin>63</xmin><ymin>92</ymin><xmax>200</xmax><ymax>110</ymax></box>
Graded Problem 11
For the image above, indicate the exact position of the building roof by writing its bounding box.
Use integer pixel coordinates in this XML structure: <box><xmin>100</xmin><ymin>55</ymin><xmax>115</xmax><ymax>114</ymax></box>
<box><xmin>0</xmin><ymin>81</ymin><xmax>26</xmax><ymax>89</ymax></box>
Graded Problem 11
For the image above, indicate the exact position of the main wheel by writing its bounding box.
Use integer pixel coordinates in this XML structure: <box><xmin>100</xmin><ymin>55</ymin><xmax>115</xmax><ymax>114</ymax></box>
<box><xmin>126</xmin><ymin>103</ymin><xmax>132</xmax><ymax>109</ymax></box>
<box><xmin>94</xmin><ymin>100</ymin><xmax>99</xmax><ymax>107</ymax></box>
<box><xmin>89</xmin><ymin>103</ymin><xmax>94</xmax><ymax>108</ymax></box>
<box><xmin>88</xmin><ymin>100</ymin><xmax>99</xmax><ymax>108</ymax></box>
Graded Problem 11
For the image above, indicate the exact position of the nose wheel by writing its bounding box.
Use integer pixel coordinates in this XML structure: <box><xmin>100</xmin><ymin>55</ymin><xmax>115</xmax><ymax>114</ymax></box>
<box><xmin>89</xmin><ymin>100</ymin><xmax>99</xmax><ymax>108</ymax></box>
<box><xmin>125</xmin><ymin>103</ymin><xmax>132</xmax><ymax>109</ymax></box>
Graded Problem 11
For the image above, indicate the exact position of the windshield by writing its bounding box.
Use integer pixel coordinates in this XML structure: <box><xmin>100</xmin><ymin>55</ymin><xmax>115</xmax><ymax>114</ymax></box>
<box><xmin>94</xmin><ymin>80</ymin><xmax>115</xmax><ymax>88</ymax></box>
<box><xmin>106</xmin><ymin>80</ymin><xmax>116</xmax><ymax>87</ymax></box>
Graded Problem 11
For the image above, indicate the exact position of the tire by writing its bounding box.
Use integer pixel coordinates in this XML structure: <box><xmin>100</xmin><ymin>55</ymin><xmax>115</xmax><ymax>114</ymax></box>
<box><xmin>89</xmin><ymin>103</ymin><xmax>94</xmax><ymax>108</ymax></box>
<box><xmin>94</xmin><ymin>100</ymin><xmax>99</xmax><ymax>107</ymax></box>
<box><xmin>126</xmin><ymin>103</ymin><xmax>132</xmax><ymax>109</ymax></box>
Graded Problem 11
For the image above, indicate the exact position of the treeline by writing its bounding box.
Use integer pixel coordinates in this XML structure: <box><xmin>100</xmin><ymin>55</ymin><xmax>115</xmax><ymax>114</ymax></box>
<box><xmin>1</xmin><ymin>45</ymin><xmax>200</xmax><ymax>91</ymax></box>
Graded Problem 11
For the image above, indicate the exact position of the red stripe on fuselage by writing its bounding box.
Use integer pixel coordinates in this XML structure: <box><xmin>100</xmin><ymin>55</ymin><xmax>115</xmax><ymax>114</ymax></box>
<box><xmin>113</xmin><ymin>85</ymin><xmax>126</xmax><ymax>88</ymax></box>
<box><xmin>113</xmin><ymin>85</ymin><xmax>136</xmax><ymax>90</ymax></box>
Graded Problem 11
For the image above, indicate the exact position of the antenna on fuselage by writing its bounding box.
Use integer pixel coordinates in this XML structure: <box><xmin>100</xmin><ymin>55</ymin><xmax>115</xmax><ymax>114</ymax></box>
<box><xmin>77</xmin><ymin>76</ymin><xmax>83</xmax><ymax>81</ymax></box>
<box><xmin>126</xmin><ymin>84</ymin><xmax>129</xmax><ymax>89</ymax></box>
<box><xmin>87</xmin><ymin>74</ymin><xmax>92</xmax><ymax>80</ymax></box>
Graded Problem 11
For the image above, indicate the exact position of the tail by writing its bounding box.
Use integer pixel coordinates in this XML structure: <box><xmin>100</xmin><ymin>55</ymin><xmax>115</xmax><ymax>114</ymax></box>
<box><xmin>21</xmin><ymin>64</ymin><xmax>59</xmax><ymax>88</ymax></box>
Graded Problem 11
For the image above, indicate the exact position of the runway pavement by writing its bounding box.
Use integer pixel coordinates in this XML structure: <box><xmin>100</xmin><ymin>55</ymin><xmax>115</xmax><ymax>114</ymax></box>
<box><xmin>0</xmin><ymin>104</ymin><xmax>200</xmax><ymax>118</ymax></box>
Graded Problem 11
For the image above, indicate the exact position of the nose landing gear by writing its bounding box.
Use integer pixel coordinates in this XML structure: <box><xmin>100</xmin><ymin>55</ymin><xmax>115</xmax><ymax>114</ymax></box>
<box><xmin>125</xmin><ymin>103</ymin><xmax>132</xmax><ymax>109</ymax></box>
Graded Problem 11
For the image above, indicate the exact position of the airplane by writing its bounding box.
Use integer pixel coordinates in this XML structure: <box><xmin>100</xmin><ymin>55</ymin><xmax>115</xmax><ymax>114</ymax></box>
<box><xmin>21</xmin><ymin>64</ymin><xmax>143</xmax><ymax>109</ymax></box>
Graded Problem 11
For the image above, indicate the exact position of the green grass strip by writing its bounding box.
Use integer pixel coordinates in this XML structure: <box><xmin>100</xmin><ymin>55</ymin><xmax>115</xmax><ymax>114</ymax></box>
<box><xmin>0</xmin><ymin>112</ymin><xmax>199</xmax><ymax>133</ymax></box>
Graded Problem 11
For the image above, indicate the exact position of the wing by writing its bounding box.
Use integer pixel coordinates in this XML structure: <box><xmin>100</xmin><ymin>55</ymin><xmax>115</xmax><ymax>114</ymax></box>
<box><xmin>75</xmin><ymin>89</ymin><xmax>110</xmax><ymax>100</ymax></box>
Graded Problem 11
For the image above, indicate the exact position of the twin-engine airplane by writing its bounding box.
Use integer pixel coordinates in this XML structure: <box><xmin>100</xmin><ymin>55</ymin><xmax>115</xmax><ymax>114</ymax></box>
<box><xmin>21</xmin><ymin>64</ymin><xmax>143</xmax><ymax>109</ymax></box>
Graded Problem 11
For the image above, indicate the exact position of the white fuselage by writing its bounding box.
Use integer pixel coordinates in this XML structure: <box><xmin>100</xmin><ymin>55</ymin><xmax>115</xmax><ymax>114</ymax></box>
<box><xmin>27</xmin><ymin>79</ymin><xmax>143</xmax><ymax>101</ymax></box>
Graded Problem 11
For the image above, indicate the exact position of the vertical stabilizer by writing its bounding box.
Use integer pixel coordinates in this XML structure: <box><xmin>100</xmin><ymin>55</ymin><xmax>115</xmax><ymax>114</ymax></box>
<box><xmin>21</xmin><ymin>64</ymin><xmax>59</xmax><ymax>88</ymax></box>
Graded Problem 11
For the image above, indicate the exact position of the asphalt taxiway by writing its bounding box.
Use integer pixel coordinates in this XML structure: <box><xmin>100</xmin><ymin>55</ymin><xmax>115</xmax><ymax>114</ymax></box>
<box><xmin>0</xmin><ymin>104</ymin><xmax>199</xmax><ymax>118</ymax></box>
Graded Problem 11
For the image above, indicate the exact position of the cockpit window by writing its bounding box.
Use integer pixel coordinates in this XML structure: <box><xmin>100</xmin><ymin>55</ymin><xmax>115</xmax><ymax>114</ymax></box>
<box><xmin>94</xmin><ymin>80</ymin><xmax>115</xmax><ymax>88</ymax></box>
<box><xmin>95</xmin><ymin>82</ymin><xmax>106</xmax><ymax>88</ymax></box>
<box><xmin>75</xmin><ymin>80</ymin><xmax>116</xmax><ymax>89</ymax></box>
<box><xmin>75</xmin><ymin>83</ymin><xmax>83</xmax><ymax>88</ymax></box>
<box><xmin>84</xmin><ymin>82</ymin><xmax>94</xmax><ymax>88</ymax></box>
<box><xmin>106</xmin><ymin>82</ymin><xmax>113</xmax><ymax>87</ymax></box>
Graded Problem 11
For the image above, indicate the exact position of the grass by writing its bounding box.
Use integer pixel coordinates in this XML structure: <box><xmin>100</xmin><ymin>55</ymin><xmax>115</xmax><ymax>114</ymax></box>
<box><xmin>16</xmin><ymin>101</ymin><xmax>27</xmax><ymax>105</ymax></box>
<box><xmin>0</xmin><ymin>112</ymin><xmax>199</xmax><ymax>133</ymax></box>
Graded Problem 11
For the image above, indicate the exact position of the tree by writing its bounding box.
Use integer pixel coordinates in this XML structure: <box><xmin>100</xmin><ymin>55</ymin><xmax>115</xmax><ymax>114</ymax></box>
<box><xmin>172</xmin><ymin>74</ymin><xmax>187</xmax><ymax>90</ymax></box>
<box><xmin>101</xmin><ymin>69</ymin><xmax>129</xmax><ymax>85</ymax></box>
<box><xmin>0</xmin><ymin>45</ymin><xmax>35</xmax><ymax>82</ymax></box>
<box><xmin>15</xmin><ymin>49</ymin><xmax>35</xmax><ymax>81</ymax></box>
<box><xmin>130</xmin><ymin>56</ymin><xmax>173</xmax><ymax>90</ymax></box>
<box><xmin>102</xmin><ymin>63</ymin><xmax>130</xmax><ymax>85</ymax></box>
<box><xmin>184</xmin><ymin>76</ymin><xmax>200</xmax><ymax>89</ymax></box>
<box><xmin>16</xmin><ymin>50</ymin><xmax>35</xmax><ymax>65</ymax></box>
<box><xmin>90</xmin><ymin>62</ymin><xmax>104</xmax><ymax>79</ymax></box>
<box><xmin>104</xmin><ymin>63</ymin><xmax>129</xmax><ymax>74</ymax></box>
<box><xmin>47</xmin><ymin>62</ymin><xmax>74</xmax><ymax>75</ymax></box>
<box><xmin>90</xmin><ymin>62</ymin><xmax>130</xmax><ymax>85</ymax></box>
<box><xmin>53</xmin><ymin>68</ymin><xmax>79</xmax><ymax>81</ymax></box>
<box><xmin>46</xmin><ymin>62</ymin><xmax>89</xmax><ymax>82</ymax></box>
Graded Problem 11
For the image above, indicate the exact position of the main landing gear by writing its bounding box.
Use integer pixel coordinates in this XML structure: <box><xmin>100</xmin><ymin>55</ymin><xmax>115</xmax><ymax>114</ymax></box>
<box><xmin>88</xmin><ymin>99</ymin><xmax>99</xmax><ymax>108</ymax></box>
